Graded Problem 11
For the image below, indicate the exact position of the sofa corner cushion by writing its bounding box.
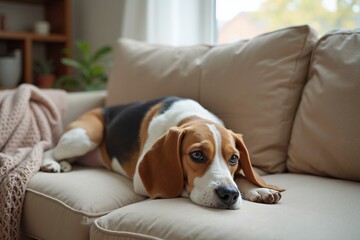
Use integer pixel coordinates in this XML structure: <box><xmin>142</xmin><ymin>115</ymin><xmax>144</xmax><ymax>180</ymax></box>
<box><xmin>90</xmin><ymin>174</ymin><xmax>360</xmax><ymax>240</ymax></box>
<box><xmin>287</xmin><ymin>28</ymin><xmax>360</xmax><ymax>181</ymax></box>
<box><xmin>106</xmin><ymin>25</ymin><xmax>317</xmax><ymax>173</ymax></box>
<box><xmin>22</xmin><ymin>167</ymin><xmax>145</xmax><ymax>240</ymax></box>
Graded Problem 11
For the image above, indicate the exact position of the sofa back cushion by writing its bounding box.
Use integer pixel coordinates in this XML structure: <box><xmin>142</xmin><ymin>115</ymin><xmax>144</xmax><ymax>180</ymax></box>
<box><xmin>106</xmin><ymin>25</ymin><xmax>317</xmax><ymax>173</ymax></box>
<box><xmin>287</xmin><ymin>29</ymin><xmax>360</xmax><ymax>181</ymax></box>
<box><xmin>107</xmin><ymin>39</ymin><xmax>209</xmax><ymax>104</ymax></box>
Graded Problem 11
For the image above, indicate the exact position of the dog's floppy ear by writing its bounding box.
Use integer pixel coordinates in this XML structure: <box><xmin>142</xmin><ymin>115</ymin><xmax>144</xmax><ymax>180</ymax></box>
<box><xmin>233</xmin><ymin>133</ymin><xmax>284</xmax><ymax>192</ymax></box>
<box><xmin>138</xmin><ymin>127</ymin><xmax>185</xmax><ymax>199</ymax></box>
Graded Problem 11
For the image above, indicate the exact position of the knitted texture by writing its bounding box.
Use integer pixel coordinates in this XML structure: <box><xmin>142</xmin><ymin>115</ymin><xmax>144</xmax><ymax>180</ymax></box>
<box><xmin>0</xmin><ymin>84</ymin><xmax>66</xmax><ymax>240</ymax></box>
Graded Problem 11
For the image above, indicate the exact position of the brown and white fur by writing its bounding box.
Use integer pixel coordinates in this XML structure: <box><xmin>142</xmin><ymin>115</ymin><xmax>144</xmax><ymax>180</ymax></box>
<box><xmin>41</xmin><ymin>97</ymin><xmax>283</xmax><ymax>209</ymax></box>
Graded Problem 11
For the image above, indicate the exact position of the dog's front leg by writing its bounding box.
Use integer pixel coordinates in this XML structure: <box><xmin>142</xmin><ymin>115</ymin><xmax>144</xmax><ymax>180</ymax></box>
<box><xmin>41</xmin><ymin>128</ymin><xmax>97</xmax><ymax>173</ymax></box>
<box><xmin>236</xmin><ymin>178</ymin><xmax>281</xmax><ymax>204</ymax></box>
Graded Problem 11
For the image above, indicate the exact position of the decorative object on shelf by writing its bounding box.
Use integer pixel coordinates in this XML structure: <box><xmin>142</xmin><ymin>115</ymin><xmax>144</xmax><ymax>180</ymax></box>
<box><xmin>34</xmin><ymin>59</ymin><xmax>55</xmax><ymax>88</ymax></box>
<box><xmin>56</xmin><ymin>40</ymin><xmax>112</xmax><ymax>91</ymax></box>
<box><xmin>0</xmin><ymin>0</ymin><xmax>71</xmax><ymax>86</ymax></box>
<box><xmin>0</xmin><ymin>49</ymin><xmax>22</xmax><ymax>88</ymax></box>
<box><xmin>34</xmin><ymin>20</ymin><xmax>50</xmax><ymax>35</ymax></box>
<box><xmin>0</xmin><ymin>13</ymin><xmax>6</xmax><ymax>31</ymax></box>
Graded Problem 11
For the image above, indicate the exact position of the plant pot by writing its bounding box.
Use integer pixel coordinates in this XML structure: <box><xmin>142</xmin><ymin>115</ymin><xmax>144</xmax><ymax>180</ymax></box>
<box><xmin>36</xmin><ymin>74</ymin><xmax>55</xmax><ymax>88</ymax></box>
<box><xmin>0</xmin><ymin>50</ymin><xmax>22</xmax><ymax>88</ymax></box>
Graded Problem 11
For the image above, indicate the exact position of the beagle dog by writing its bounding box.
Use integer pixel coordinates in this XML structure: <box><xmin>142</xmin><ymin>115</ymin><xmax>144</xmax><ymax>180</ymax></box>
<box><xmin>41</xmin><ymin>97</ymin><xmax>284</xmax><ymax>209</ymax></box>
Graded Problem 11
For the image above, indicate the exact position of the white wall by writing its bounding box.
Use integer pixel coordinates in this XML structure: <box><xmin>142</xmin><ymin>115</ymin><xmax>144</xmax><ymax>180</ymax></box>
<box><xmin>72</xmin><ymin>0</ymin><xmax>125</xmax><ymax>53</ymax></box>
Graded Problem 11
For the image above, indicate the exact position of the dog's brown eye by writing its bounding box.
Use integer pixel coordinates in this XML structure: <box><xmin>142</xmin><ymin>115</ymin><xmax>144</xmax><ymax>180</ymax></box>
<box><xmin>229</xmin><ymin>155</ymin><xmax>239</xmax><ymax>166</ymax></box>
<box><xmin>190</xmin><ymin>151</ymin><xmax>207</xmax><ymax>163</ymax></box>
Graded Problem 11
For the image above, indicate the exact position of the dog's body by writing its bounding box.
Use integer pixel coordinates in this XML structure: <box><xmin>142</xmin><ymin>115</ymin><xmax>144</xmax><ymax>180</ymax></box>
<box><xmin>42</xmin><ymin>97</ymin><xmax>283</xmax><ymax>209</ymax></box>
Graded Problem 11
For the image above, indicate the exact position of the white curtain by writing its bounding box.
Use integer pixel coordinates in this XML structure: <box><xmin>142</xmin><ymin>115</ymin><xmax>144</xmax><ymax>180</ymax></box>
<box><xmin>121</xmin><ymin>0</ymin><xmax>216</xmax><ymax>46</ymax></box>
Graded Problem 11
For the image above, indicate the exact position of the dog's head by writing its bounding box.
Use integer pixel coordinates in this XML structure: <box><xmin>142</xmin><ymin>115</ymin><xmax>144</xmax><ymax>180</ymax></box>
<box><xmin>138</xmin><ymin>120</ymin><xmax>280</xmax><ymax>209</ymax></box>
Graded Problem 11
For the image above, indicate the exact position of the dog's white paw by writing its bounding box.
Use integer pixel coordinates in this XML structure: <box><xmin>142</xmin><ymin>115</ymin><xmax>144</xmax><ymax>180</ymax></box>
<box><xmin>40</xmin><ymin>160</ymin><xmax>72</xmax><ymax>173</ymax></box>
<box><xmin>41</xmin><ymin>158</ymin><xmax>61</xmax><ymax>173</ymax></box>
<box><xmin>245</xmin><ymin>188</ymin><xmax>281</xmax><ymax>204</ymax></box>
<box><xmin>40</xmin><ymin>149</ymin><xmax>73</xmax><ymax>173</ymax></box>
<box><xmin>60</xmin><ymin>161</ymin><xmax>72</xmax><ymax>172</ymax></box>
<box><xmin>40</xmin><ymin>150</ymin><xmax>60</xmax><ymax>172</ymax></box>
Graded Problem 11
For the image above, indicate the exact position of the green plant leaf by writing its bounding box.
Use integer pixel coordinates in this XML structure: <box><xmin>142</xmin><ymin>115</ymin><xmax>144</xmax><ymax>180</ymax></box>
<box><xmin>91</xmin><ymin>46</ymin><xmax>112</xmax><ymax>62</ymax></box>
<box><xmin>61</xmin><ymin>58</ymin><xmax>83</xmax><ymax>70</ymax></box>
<box><xmin>99</xmin><ymin>75</ymin><xmax>107</xmax><ymax>83</ymax></box>
<box><xmin>55</xmin><ymin>75</ymin><xmax>81</xmax><ymax>91</ymax></box>
<box><xmin>76</xmin><ymin>41</ymin><xmax>91</xmax><ymax>60</ymax></box>
<box><xmin>76</xmin><ymin>41</ymin><xmax>90</xmax><ymax>54</ymax></box>
<box><xmin>59</xmin><ymin>40</ymin><xmax>112</xmax><ymax>91</ymax></box>
<box><xmin>90</xmin><ymin>65</ymin><xmax>104</xmax><ymax>77</ymax></box>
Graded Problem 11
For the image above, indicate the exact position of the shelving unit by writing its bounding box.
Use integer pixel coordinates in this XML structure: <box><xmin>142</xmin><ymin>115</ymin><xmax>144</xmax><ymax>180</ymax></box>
<box><xmin>0</xmin><ymin>0</ymin><xmax>72</xmax><ymax>87</ymax></box>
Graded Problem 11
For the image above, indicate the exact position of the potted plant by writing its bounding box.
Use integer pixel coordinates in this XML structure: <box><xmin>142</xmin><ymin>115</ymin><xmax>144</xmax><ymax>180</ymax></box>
<box><xmin>34</xmin><ymin>59</ymin><xmax>55</xmax><ymax>88</ymax></box>
<box><xmin>56</xmin><ymin>40</ymin><xmax>112</xmax><ymax>91</ymax></box>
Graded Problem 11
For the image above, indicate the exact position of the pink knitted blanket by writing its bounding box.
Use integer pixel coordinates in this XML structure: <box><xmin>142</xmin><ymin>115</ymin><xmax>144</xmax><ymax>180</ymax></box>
<box><xmin>0</xmin><ymin>84</ymin><xmax>66</xmax><ymax>240</ymax></box>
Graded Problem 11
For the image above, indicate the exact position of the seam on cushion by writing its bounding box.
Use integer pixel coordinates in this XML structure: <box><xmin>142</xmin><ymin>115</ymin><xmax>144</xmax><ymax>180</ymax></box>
<box><xmin>26</xmin><ymin>188</ymin><xmax>114</xmax><ymax>218</ymax></box>
<box><xmin>306</xmin><ymin>34</ymin><xmax>324</xmax><ymax>82</ymax></box>
<box><xmin>284</xmin><ymin>25</ymin><xmax>314</xmax><ymax>122</ymax></box>
<box><xmin>197</xmin><ymin>46</ymin><xmax>212</xmax><ymax>105</ymax></box>
<box><xmin>197</xmin><ymin>53</ymin><xmax>203</xmax><ymax>104</ymax></box>
<box><xmin>92</xmin><ymin>220</ymin><xmax>161</xmax><ymax>240</ymax></box>
<box><xmin>280</xmin><ymin>25</ymin><xmax>316</xmax><ymax>171</ymax></box>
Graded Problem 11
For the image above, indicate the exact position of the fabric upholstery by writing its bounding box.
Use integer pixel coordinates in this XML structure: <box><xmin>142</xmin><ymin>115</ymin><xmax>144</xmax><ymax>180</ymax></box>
<box><xmin>63</xmin><ymin>90</ymin><xmax>106</xmax><ymax>126</ymax></box>
<box><xmin>19</xmin><ymin>27</ymin><xmax>360</xmax><ymax>240</ymax></box>
<box><xmin>106</xmin><ymin>25</ymin><xmax>317</xmax><ymax>173</ymax></box>
<box><xmin>22</xmin><ymin>167</ymin><xmax>145</xmax><ymax>240</ymax></box>
<box><xmin>287</xmin><ymin>29</ymin><xmax>360</xmax><ymax>181</ymax></box>
<box><xmin>91</xmin><ymin>174</ymin><xmax>360</xmax><ymax>240</ymax></box>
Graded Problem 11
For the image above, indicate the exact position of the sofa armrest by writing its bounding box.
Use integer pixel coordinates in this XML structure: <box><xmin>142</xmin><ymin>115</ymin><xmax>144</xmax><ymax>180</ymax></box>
<box><xmin>64</xmin><ymin>90</ymin><xmax>107</xmax><ymax>126</ymax></box>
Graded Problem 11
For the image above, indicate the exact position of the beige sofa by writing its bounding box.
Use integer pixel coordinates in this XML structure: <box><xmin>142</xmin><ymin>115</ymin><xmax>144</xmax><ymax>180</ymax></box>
<box><xmin>21</xmin><ymin>25</ymin><xmax>360</xmax><ymax>240</ymax></box>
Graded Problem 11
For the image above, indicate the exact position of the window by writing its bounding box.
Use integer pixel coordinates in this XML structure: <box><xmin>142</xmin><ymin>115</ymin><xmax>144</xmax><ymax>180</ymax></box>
<box><xmin>216</xmin><ymin>0</ymin><xmax>360</xmax><ymax>44</ymax></box>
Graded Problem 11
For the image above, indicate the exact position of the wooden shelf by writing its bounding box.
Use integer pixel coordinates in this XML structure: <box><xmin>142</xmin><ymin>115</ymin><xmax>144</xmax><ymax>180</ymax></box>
<box><xmin>0</xmin><ymin>31</ymin><xmax>67</xmax><ymax>42</ymax></box>
<box><xmin>0</xmin><ymin>0</ymin><xmax>72</xmax><ymax>88</ymax></box>
<box><xmin>0</xmin><ymin>0</ymin><xmax>51</xmax><ymax>4</ymax></box>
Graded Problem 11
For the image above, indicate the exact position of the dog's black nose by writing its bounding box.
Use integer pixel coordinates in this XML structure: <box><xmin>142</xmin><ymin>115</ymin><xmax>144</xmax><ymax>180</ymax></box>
<box><xmin>215</xmin><ymin>185</ymin><xmax>240</xmax><ymax>206</ymax></box>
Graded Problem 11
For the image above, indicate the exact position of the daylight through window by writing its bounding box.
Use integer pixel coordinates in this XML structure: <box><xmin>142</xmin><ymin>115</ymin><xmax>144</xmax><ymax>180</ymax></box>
<box><xmin>216</xmin><ymin>0</ymin><xmax>360</xmax><ymax>44</ymax></box>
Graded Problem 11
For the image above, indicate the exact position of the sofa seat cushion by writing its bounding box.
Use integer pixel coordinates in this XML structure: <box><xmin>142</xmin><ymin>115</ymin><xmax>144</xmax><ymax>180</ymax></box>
<box><xmin>91</xmin><ymin>174</ymin><xmax>360</xmax><ymax>240</ymax></box>
<box><xmin>22</xmin><ymin>167</ymin><xmax>145</xmax><ymax>240</ymax></box>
